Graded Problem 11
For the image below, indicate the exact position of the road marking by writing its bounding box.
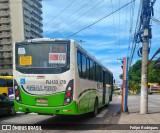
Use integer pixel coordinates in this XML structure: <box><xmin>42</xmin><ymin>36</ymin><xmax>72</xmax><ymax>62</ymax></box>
<box><xmin>96</xmin><ymin>109</ymin><xmax>108</xmax><ymax>118</ymax></box>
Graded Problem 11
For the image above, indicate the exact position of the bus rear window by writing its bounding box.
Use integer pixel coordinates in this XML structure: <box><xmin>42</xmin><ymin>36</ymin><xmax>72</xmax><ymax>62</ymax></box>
<box><xmin>0</xmin><ymin>79</ymin><xmax>6</xmax><ymax>87</ymax></box>
<box><xmin>16</xmin><ymin>43</ymin><xmax>67</xmax><ymax>68</ymax></box>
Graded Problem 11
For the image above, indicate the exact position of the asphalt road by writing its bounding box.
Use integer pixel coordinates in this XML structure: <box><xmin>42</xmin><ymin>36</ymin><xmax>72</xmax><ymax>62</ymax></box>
<box><xmin>1</xmin><ymin>94</ymin><xmax>160</xmax><ymax>132</ymax></box>
<box><xmin>127</xmin><ymin>94</ymin><xmax>160</xmax><ymax>114</ymax></box>
<box><xmin>0</xmin><ymin>95</ymin><xmax>121</xmax><ymax>132</ymax></box>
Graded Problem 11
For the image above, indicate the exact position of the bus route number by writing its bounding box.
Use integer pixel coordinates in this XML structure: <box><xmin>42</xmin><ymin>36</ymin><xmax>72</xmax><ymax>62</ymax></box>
<box><xmin>46</xmin><ymin>80</ymin><xmax>66</xmax><ymax>85</ymax></box>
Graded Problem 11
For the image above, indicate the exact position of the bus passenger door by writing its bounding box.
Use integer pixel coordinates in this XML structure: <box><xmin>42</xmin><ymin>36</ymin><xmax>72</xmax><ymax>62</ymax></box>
<box><xmin>102</xmin><ymin>70</ymin><xmax>106</xmax><ymax>105</ymax></box>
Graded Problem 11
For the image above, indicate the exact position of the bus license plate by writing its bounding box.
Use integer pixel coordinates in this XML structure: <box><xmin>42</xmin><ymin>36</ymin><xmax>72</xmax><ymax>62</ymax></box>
<box><xmin>36</xmin><ymin>99</ymin><xmax>48</xmax><ymax>104</ymax></box>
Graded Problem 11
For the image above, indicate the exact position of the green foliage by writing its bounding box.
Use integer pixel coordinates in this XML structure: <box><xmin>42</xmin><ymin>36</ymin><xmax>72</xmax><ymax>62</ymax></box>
<box><xmin>119</xmin><ymin>73</ymin><xmax>123</xmax><ymax>79</ymax></box>
<box><xmin>113</xmin><ymin>91</ymin><xmax>121</xmax><ymax>95</ymax></box>
<box><xmin>0</xmin><ymin>72</ymin><xmax>9</xmax><ymax>76</ymax></box>
<box><xmin>129</xmin><ymin>60</ymin><xmax>141</xmax><ymax>83</ymax></box>
<box><xmin>148</xmin><ymin>62</ymin><xmax>160</xmax><ymax>84</ymax></box>
<box><xmin>128</xmin><ymin>60</ymin><xmax>160</xmax><ymax>92</ymax></box>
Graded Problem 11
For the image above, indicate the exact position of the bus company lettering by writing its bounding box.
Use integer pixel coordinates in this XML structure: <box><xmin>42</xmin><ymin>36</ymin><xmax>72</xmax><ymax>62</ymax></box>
<box><xmin>26</xmin><ymin>85</ymin><xmax>57</xmax><ymax>92</ymax></box>
<box><xmin>46</xmin><ymin>80</ymin><xmax>66</xmax><ymax>85</ymax></box>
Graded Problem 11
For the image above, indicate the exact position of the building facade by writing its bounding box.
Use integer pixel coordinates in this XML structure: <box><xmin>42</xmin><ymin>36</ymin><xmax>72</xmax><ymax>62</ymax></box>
<box><xmin>0</xmin><ymin>0</ymin><xmax>43</xmax><ymax>75</ymax></box>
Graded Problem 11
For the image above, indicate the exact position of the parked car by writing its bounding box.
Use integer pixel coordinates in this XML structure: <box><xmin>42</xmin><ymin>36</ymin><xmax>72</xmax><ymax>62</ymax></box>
<box><xmin>0</xmin><ymin>94</ymin><xmax>16</xmax><ymax>116</ymax></box>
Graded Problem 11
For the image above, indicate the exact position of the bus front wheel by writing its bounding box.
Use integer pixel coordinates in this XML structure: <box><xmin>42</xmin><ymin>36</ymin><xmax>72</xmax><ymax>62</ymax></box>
<box><xmin>9</xmin><ymin>106</ymin><xmax>16</xmax><ymax>116</ymax></box>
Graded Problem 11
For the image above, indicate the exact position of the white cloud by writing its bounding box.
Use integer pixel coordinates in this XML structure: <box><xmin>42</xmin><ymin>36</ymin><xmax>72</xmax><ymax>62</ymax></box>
<box><xmin>42</xmin><ymin>0</ymin><xmax>160</xmax><ymax>83</ymax></box>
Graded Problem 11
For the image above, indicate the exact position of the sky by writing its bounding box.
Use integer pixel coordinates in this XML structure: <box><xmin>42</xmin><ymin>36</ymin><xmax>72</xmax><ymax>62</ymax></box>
<box><xmin>42</xmin><ymin>0</ymin><xmax>160</xmax><ymax>85</ymax></box>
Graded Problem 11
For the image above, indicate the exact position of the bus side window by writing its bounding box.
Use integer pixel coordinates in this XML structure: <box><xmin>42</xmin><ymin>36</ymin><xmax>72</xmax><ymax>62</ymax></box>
<box><xmin>95</xmin><ymin>64</ymin><xmax>99</xmax><ymax>81</ymax></box>
<box><xmin>86</xmin><ymin>58</ymin><xmax>90</xmax><ymax>79</ymax></box>
<box><xmin>93</xmin><ymin>62</ymin><xmax>96</xmax><ymax>81</ymax></box>
<box><xmin>106</xmin><ymin>72</ymin><xmax>109</xmax><ymax>84</ymax></box>
<box><xmin>77</xmin><ymin>50</ymin><xmax>87</xmax><ymax>79</ymax></box>
<box><xmin>77</xmin><ymin>51</ymin><xmax>82</xmax><ymax>77</ymax></box>
<box><xmin>99</xmin><ymin>66</ymin><xmax>102</xmax><ymax>82</ymax></box>
<box><xmin>89</xmin><ymin>59</ymin><xmax>94</xmax><ymax>80</ymax></box>
<box><xmin>81</xmin><ymin>53</ymin><xmax>87</xmax><ymax>79</ymax></box>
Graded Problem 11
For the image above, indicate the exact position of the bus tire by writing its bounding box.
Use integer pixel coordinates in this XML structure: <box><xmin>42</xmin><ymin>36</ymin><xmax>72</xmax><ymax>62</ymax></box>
<box><xmin>9</xmin><ymin>106</ymin><xmax>16</xmax><ymax>116</ymax></box>
<box><xmin>93</xmin><ymin>98</ymin><xmax>98</xmax><ymax>117</ymax></box>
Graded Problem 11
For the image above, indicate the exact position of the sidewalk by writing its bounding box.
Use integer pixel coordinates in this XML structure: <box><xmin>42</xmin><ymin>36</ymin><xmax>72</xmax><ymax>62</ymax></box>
<box><xmin>108</xmin><ymin>95</ymin><xmax>160</xmax><ymax>132</ymax></box>
<box><xmin>111</xmin><ymin>111</ymin><xmax>160</xmax><ymax>124</ymax></box>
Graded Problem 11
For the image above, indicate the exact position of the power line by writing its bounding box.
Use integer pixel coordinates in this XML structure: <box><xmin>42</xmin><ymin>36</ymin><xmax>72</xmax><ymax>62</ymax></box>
<box><xmin>45</xmin><ymin>0</ymin><xmax>93</xmax><ymax>33</ymax></box>
<box><xmin>129</xmin><ymin>0</ymin><xmax>157</xmax><ymax>66</ymax></box>
<box><xmin>110</xmin><ymin>0</ymin><xmax>117</xmax><ymax>58</ymax></box>
<box><xmin>127</xmin><ymin>0</ymin><xmax>133</xmax><ymax>57</ymax></box>
<box><xmin>154</xmin><ymin>8</ymin><xmax>160</xmax><ymax>14</ymax></box>
<box><xmin>124</xmin><ymin>0</ymin><xmax>129</xmax><ymax>53</ymax></box>
<box><xmin>43</xmin><ymin>0</ymin><xmax>77</xmax><ymax>26</ymax></box>
<box><xmin>66</xmin><ymin>0</ymin><xmax>135</xmax><ymax>38</ymax></box>
<box><xmin>129</xmin><ymin>0</ymin><xmax>142</xmax><ymax>66</ymax></box>
<box><xmin>151</xmin><ymin>16</ymin><xmax>160</xmax><ymax>26</ymax></box>
<box><xmin>118</xmin><ymin>0</ymin><xmax>121</xmax><ymax>56</ymax></box>
<box><xmin>46</xmin><ymin>0</ymin><xmax>105</xmax><ymax>34</ymax></box>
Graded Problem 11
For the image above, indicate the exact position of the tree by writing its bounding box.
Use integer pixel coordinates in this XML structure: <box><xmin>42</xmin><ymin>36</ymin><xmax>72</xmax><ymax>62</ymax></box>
<box><xmin>122</xmin><ymin>59</ymin><xmax>160</xmax><ymax>93</ymax></box>
<box><xmin>0</xmin><ymin>72</ymin><xmax>9</xmax><ymax>76</ymax></box>
<box><xmin>128</xmin><ymin>60</ymin><xmax>142</xmax><ymax>93</ymax></box>
<box><xmin>148</xmin><ymin>62</ymin><xmax>160</xmax><ymax>84</ymax></box>
<box><xmin>119</xmin><ymin>73</ymin><xmax>123</xmax><ymax>79</ymax></box>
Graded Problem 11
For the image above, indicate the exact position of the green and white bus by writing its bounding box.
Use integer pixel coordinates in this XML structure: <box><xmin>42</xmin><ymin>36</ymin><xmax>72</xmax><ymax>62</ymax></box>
<box><xmin>13</xmin><ymin>38</ymin><xmax>113</xmax><ymax>116</ymax></box>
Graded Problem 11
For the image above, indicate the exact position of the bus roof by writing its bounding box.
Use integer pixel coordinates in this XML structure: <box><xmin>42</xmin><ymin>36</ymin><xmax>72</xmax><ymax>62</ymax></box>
<box><xmin>15</xmin><ymin>38</ymin><xmax>70</xmax><ymax>43</ymax></box>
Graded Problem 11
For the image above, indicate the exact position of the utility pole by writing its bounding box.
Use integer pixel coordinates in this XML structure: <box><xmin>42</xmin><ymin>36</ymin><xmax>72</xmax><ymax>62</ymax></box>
<box><xmin>118</xmin><ymin>58</ymin><xmax>129</xmax><ymax>113</ymax></box>
<box><xmin>140</xmin><ymin>0</ymin><xmax>151</xmax><ymax>114</ymax></box>
<box><xmin>122</xmin><ymin>58</ymin><xmax>129</xmax><ymax>113</ymax></box>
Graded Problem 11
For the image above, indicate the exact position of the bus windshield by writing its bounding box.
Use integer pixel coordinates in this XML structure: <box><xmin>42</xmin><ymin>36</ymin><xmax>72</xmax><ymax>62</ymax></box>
<box><xmin>0</xmin><ymin>78</ymin><xmax>6</xmax><ymax>87</ymax></box>
<box><xmin>16</xmin><ymin>43</ymin><xmax>67</xmax><ymax>68</ymax></box>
